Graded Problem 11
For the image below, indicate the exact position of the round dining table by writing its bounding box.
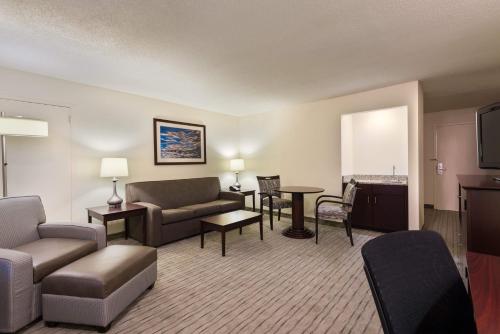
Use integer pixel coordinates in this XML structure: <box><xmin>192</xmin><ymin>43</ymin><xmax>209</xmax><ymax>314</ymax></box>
<box><xmin>274</xmin><ymin>186</ymin><xmax>324</xmax><ymax>239</ymax></box>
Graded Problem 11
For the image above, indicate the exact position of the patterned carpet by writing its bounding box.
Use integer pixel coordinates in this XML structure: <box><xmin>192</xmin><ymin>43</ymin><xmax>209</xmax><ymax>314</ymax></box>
<box><xmin>23</xmin><ymin>217</ymin><xmax>383</xmax><ymax>334</ymax></box>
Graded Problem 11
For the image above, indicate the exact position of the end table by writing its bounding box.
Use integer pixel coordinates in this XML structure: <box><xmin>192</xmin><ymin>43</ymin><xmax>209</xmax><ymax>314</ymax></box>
<box><xmin>87</xmin><ymin>203</ymin><xmax>148</xmax><ymax>245</ymax></box>
<box><xmin>230</xmin><ymin>189</ymin><xmax>256</xmax><ymax>211</ymax></box>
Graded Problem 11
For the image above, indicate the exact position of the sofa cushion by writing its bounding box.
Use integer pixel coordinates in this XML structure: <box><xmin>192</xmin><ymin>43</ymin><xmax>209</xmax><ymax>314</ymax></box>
<box><xmin>42</xmin><ymin>245</ymin><xmax>157</xmax><ymax>299</ymax></box>
<box><xmin>14</xmin><ymin>238</ymin><xmax>97</xmax><ymax>283</ymax></box>
<box><xmin>180</xmin><ymin>201</ymin><xmax>222</xmax><ymax>217</ymax></box>
<box><xmin>212</xmin><ymin>200</ymin><xmax>242</xmax><ymax>212</ymax></box>
<box><xmin>162</xmin><ymin>208</ymin><xmax>195</xmax><ymax>225</ymax></box>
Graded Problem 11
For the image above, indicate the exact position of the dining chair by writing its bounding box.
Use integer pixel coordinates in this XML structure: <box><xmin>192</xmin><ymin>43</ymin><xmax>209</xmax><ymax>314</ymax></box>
<box><xmin>256</xmin><ymin>175</ymin><xmax>292</xmax><ymax>230</ymax></box>
<box><xmin>361</xmin><ymin>231</ymin><xmax>477</xmax><ymax>334</ymax></box>
<box><xmin>315</xmin><ymin>178</ymin><xmax>357</xmax><ymax>245</ymax></box>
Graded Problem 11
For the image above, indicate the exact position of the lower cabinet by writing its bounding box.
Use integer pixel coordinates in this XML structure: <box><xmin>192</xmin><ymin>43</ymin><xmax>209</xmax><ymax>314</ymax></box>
<box><xmin>344</xmin><ymin>183</ymin><xmax>408</xmax><ymax>232</ymax></box>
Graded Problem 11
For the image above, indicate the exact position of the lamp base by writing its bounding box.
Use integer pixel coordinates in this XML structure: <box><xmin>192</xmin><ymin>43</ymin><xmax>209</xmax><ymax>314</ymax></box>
<box><xmin>107</xmin><ymin>179</ymin><xmax>123</xmax><ymax>208</ymax></box>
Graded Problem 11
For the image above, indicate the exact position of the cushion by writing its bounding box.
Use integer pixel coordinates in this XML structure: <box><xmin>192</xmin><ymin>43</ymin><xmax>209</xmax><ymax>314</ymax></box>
<box><xmin>162</xmin><ymin>208</ymin><xmax>195</xmax><ymax>225</ymax></box>
<box><xmin>14</xmin><ymin>238</ymin><xmax>97</xmax><ymax>283</ymax></box>
<box><xmin>262</xmin><ymin>197</ymin><xmax>293</xmax><ymax>209</ymax></box>
<box><xmin>42</xmin><ymin>245</ymin><xmax>157</xmax><ymax>299</ymax></box>
<box><xmin>212</xmin><ymin>199</ymin><xmax>242</xmax><ymax>212</ymax></box>
<box><xmin>343</xmin><ymin>180</ymin><xmax>357</xmax><ymax>205</ymax></box>
<box><xmin>317</xmin><ymin>203</ymin><xmax>348</xmax><ymax>221</ymax></box>
<box><xmin>180</xmin><ymin>201</ymin><xmax>222</xmax><ymax>217</ymax></box>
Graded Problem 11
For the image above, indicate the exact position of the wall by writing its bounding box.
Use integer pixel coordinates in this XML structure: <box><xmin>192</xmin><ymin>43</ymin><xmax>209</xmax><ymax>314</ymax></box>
<box><xmin>239</xmin><ymin>81</ymin><xmax>424</xmax><ymax>230</ymax></box>
<box><xmin>341</xmin><ymin>106</ymin><xmax>408</xmax><ymax>176</ymax></box>
<box><xmin>0</xmin><ymin>66</ymin><xmax>240</xmax><ymax>233</ymax></box>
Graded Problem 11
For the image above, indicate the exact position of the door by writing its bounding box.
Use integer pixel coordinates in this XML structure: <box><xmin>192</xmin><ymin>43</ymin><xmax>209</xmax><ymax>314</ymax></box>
<box><xmin>0</xmin><ymin>98</ymin><xmax>72</xmax><ymax>221</ymax></box>
<box><xmin>350</xmin><ymin>184</ymin><xmax>372</xmax><ymax>228</ymax></box>
<box><xmin>434</xmin><ymin>123</ymin><xmax>486</xmax><ymax>211</ymax></box>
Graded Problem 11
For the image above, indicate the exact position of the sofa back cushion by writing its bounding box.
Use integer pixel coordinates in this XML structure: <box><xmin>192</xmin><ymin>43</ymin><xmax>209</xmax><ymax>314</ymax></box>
<box><xmin>0</xmin><ymin>196</ymin><xmax>45</xmax><ymax>249</ymax></box>
<box><xmin>126</xmin><ymin>177</ymin><xmax>221</xmax><ymax>209</ymax></box>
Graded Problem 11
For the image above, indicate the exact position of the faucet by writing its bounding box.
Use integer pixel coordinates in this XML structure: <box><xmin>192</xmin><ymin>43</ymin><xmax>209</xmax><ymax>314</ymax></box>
<box><xmin>392</xmin><ymin>165</ymin><xmax>396</xmax><ymax>176</ymax></box>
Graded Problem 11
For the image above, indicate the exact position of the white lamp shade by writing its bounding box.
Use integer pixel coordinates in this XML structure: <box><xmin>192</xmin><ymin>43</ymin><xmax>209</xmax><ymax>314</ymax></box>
<box><xmin>230</xmin><ymin>159</ymin><xmax>245</xmax><ymax>172</ymax></box>
<box><xmin>100</xmin><ymin>158</ymin><xmax>129</xmax><ymax>177</ymax></box>
<box><xmin>0</xmin><ymin>117</ymin><xmax>48</xmax><ymax>137</ymax></box>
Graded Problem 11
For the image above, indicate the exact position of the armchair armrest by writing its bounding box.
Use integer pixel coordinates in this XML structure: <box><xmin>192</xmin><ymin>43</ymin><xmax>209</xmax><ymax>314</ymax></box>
<box><xmin>219</xmin><ymin>191</ymin><xmax>245</xmax><ymax>208</ymax></box>
<box><xmin>0</xmin><ymin>249</ymin><xmax>34</xmax><ymax>333</ymax></box>
<box><xmin>315</xmin><ymin>194</ymin><xmax>342</xmax><ymax>206</ymax></box>
<box><xmin>38</xmin><ymin>223</ymin><xmax>106</xmax><ymax>250</ymax></box>
<box><xmin>133</xmin><ymin>202</ymin><xmax>162</xmax><ymax>247</ymax></box>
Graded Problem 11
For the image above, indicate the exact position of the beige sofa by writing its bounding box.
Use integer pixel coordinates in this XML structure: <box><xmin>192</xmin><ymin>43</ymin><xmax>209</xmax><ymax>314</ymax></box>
<box><xmin>126</xmin><ymin>177</ymin><xmax>245</xmax><ymax>247</ymax></box>
<box><xmin>0</xmin><ymin>196</ymin><xmax>106</xmax><ymax>333</ymax></box>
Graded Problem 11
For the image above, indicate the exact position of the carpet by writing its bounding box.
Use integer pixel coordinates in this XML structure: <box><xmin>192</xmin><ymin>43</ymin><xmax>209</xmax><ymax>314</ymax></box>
<box><xmin>24</xmin><ymin>217</ymin><xmax>382</xmax><ymax>334</ymax></box>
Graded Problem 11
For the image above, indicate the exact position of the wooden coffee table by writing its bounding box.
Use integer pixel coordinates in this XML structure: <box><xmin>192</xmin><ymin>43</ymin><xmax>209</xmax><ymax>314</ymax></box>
<box><xmin>200</xmin><ymin>210</ymin><xmax>263</xmax><ymax>256</ymax></box>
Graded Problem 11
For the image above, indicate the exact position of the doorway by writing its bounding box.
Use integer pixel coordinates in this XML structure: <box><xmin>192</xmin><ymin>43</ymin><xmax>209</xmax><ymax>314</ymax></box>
<box><xmin>433</xmin><ymin>122</ymin><xmax>485</xmax><ymax>211</ymax></box>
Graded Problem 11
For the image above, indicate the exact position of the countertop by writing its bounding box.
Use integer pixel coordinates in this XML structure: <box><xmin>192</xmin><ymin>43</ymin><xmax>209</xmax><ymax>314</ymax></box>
<box><xmin>342</xmin><ymin>175</ymin><xmax>408</xmax><ymax>186</ymax></box>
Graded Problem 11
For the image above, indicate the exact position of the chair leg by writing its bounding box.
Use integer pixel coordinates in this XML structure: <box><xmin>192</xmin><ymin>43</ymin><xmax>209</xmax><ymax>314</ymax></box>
<box><xmin>315</xmin><ymin>216</ymin><xmax>319</xmax><ymax>244</ymax></box>
<box><xmin>278</xmin><ymin>209</ymin><xmax>281</xmax><ymax>221</ymax></box>
<box><xmin>269</xmin><ymin>209</ymin><xmax>274</xmax><ymax>230</ymax></box>
<box><xmin>344</xmin><ymin>221</ymin><xmax>349</xmax><ymax>237</ymax></box>
<box><xmin>346</xmin><ymin>218</ymin><xmax>354</xmax><ymax>246</ymax></box>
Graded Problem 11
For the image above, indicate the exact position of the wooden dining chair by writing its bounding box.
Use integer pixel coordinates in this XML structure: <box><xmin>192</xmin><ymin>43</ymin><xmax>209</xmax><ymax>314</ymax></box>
<box><xmin>315</xmin><ymin>179</ymin><xmax>357</xmax><ymax>245</ymax></box>
<box><xmin>256</xmin><ymin>175</ymin><xmax>292</xmax><ymax>230</ymax></box>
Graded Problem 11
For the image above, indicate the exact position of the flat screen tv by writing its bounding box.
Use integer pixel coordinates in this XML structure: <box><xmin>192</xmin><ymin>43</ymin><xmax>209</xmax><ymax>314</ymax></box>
<box><xmin>477</xmin><ymin>102</ymin><xmax>500</xmax><ymax>169</ymax></box>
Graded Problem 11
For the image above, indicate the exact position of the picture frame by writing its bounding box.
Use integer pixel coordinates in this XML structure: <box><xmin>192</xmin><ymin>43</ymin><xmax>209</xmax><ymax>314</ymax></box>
<box><xmin>153</xmin><ymin>118</ymin><xmax>206</xmax><ymax>165</ymax></box>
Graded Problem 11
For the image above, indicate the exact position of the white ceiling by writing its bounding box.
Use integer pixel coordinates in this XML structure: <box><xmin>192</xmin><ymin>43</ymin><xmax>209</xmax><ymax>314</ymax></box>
<box><xmin>1</xmin><ymin>0</ymin><xmax>500</xmax><ymax>115</ymax></box>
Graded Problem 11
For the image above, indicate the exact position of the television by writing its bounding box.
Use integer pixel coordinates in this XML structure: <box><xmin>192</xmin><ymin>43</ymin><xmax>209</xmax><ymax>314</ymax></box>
<box><xmin>477</xmin><ymin>102</ymin><xmax>500</xmax><ymax>169</ymax></box>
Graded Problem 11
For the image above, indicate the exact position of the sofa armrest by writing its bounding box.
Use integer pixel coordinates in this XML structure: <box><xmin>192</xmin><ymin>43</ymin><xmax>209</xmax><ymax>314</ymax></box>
<box><xmin>38</xmin><ymin>223</ymin><xmax>106</xmax><ymax>250</ymax></box>
<box><xmin>0</xmin><ymin>249</ymin><xmax>34</xmax><ymax>333</ymax></box>
<box><xmin>219</xmin><ymin>191</ymin><xmax>245</xmax><ymax>208</ymax></box>
<box><xmin>134</xmin><ymin>202</ymin><xmax>163</xmax><ymax>247</ymax></box>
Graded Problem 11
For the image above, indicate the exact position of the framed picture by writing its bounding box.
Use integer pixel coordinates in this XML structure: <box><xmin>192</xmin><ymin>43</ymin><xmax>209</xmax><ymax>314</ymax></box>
<box><xmin>153</xmin><ymin>118</ymin><xmax>206</xmax><ymax>165</ymax></box>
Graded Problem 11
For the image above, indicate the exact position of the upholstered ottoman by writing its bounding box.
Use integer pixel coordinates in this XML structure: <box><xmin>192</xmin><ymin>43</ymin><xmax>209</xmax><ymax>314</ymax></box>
<box><xmin>41</xmin><ymin>245</ymin><xmax>157</xmax><ymax>332</ymax></box>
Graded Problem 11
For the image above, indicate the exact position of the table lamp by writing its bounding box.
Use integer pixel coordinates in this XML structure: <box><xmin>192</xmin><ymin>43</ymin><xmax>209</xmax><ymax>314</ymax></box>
<box><xmin>0</xmin><ymin>113</ymin><xmax>48</xmax><ymax>197</ymax></box>
<box><xmin>230</xmin><ymin>158</ymin><xmax>245</xmax><ymax>191</ymax></box>
<box><xmin>100</xmin><ymin>158</ymin><xmax>128</xmax><ymax>208</ymax></box>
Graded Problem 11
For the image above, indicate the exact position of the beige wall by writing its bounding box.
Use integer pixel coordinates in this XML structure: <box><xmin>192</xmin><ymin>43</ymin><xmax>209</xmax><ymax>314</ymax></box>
<box><xmin>341</xmin><ymin>106</ymin><xmax>408</xmax><ymax>176</ymax></box>
<box><xmin>0</xmin><ymin>66</ymin><xmax>240</xmax><ymax>233</ymax></box>
<box><xmin>239</xmin><ymin>81</ymin><xmax>424</xmax><ymax>230</ymax></box>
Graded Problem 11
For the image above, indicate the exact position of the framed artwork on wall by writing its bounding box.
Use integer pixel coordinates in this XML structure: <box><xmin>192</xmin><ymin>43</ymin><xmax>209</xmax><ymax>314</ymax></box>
<box><xmin>153</xmin><ymin>118</ymin><xmax>206</xmax><ymax>165</ymax></box>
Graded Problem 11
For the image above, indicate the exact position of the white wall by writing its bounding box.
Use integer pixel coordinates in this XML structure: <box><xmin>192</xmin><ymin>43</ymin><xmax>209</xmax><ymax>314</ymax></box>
<box><xmin>0</xmin><ymin>66</ymin><xmax>240</xmax><ymax>233</ymax></box>
<box><xmin>341</xmin><ymin>106</ymin><xmax>408</xmax><ymax>176</ymax></box>
<box><xmin>239</xmin><ymin>81</ymin><xmax>424</xmax><ymax>230</ymax></box>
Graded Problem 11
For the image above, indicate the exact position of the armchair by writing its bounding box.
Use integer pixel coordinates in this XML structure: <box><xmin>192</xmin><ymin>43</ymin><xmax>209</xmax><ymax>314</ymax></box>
<box><xmin>315</xmin><ymin>179</ymin><xmax>358</xmax><ymax>246</ymax></box>
<box><xmin>0</xmin><ymin>196</ymin><xmax>105</xmax><ymax>333</ymax></box>
<box><xmin>257</xmin><ymin>175</ymin><xmax>292</xmax><ymax>230</ymax></box>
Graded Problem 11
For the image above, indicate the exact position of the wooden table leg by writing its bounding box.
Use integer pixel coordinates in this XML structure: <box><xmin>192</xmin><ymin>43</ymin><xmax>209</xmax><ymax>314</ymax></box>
<box><xmin>259</xmin><ymin>216</ymin><xmax>263</xmax><ymax>240</ymax></box>
<box><xmin>124</xmin><ymin>218</ymin><xmax>129</xmax><ymax>240</ymax></box>
<box><xmin>239</xmin><ymin>226</ymin><xmax>242</xmax><ymax>235</ymax></box>
<box><xmin>282</xmin><ymin>192</ymin><xmax>314</xmax><ymax>239</ymax></box>
<box><xmin>221</xmin><ymin>231</ymin><xmax>226</xmax><ymax>257</ymax></box>
<box><xmin>200</xmin><ymin>222</ymin><xmax>205</xmax><ymax>249</ymax></box>
<box><xmin>141</xmin><ymin>214</ymin><xmax>147</xmax><ymax>246</ymax></box>
<box><xmin>88</xmin><ymin>215</ymin><xmax>92</xmax><ymax>224</ymax></box>
<box><xmin>103</xmin><ymin>219</ymin><xmax>108</xmax><ymax>246</ymax></box>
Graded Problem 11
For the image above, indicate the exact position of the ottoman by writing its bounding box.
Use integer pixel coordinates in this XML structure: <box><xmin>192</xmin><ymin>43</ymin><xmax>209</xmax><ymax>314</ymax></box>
<box><xmin>41</xmin><ymin>245</ymin><xmax>157</xmax><ymax>332</ymax></box>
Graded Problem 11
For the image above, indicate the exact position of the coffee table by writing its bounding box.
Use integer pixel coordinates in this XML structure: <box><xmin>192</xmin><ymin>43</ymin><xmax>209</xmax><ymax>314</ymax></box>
<box><xmin>200</xmin><ymin>210</ymin><xmax>263</xmax><ymax>256</ymax></box>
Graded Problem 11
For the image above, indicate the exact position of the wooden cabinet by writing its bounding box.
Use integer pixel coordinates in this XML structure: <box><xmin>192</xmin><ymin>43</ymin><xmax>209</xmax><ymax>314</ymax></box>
<box><xmin>344</xmin><ymin>183</ymin><xmax>408</xmax><ymax>232</ymax></box>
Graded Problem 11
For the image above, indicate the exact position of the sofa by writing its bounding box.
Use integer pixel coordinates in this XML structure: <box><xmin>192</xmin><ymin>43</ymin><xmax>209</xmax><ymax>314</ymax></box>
<box><xmin>0</xmin><ymin>196</ymin><xmax>106</xmax><ymax>333</ymax></box>
<box><xmin>126</xmin><ymin>177</ymin><xmax>245</xmax><ymax>247</ymax></box>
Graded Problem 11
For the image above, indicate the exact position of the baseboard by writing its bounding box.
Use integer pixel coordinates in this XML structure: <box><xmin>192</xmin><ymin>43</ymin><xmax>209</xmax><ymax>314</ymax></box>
<box><xmin>424</xmin><ymin>204</ymin><xmax>435</xmax><ymax>209</ymax></box>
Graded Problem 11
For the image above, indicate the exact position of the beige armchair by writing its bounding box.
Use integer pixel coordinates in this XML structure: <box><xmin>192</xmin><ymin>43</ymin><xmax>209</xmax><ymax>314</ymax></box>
<box><xmin>0</xmin><ymin>196</ymin><xmax>105</xmax><ymax>333</ymax></box>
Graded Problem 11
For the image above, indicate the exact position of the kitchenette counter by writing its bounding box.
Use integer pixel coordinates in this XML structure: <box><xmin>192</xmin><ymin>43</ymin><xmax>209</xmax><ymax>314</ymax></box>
<box><xmin>342</xmin><ymin>175</ymin><xmax>408</xmax><ymax>186</ymax></box>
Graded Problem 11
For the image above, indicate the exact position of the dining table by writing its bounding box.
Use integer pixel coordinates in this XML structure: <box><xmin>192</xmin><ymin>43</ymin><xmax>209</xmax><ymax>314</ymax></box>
<box><xmin>274</xmin><ymin>186</ymin><xmax>324</xmax><ymax>239</ymax></box>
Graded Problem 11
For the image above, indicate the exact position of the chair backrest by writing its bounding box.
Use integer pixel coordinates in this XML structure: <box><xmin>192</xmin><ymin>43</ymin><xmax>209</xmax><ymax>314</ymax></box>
<box><xmin>0</xmin><ymin>196</ymin><xmax>45</xmax><ymax>249</ymax></box>
<box><xmin>256</xmin><ymin>175</ymin><xmax>281</xmax><ymax>197</ymax></box>
<box><xmin>361</xmin><ymin>231</ymin><xmax>476</xmax><ymax>334</ymax></box>
<box><xmin>126</xmin><ymin>177</ymin><xmax>222</xmax><ymax>209</ymax></box>
<box><xmin>343</xmin><ymin>178</ymin><xmax>357</xmax><ymax>207</ymax></box>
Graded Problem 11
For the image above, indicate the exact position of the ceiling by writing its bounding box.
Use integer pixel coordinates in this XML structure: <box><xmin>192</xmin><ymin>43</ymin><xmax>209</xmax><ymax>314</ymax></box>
<box><xmin>1</xmin><ymin>0</ymin><xmax>500</xmax><ymax>115</ymax></box>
